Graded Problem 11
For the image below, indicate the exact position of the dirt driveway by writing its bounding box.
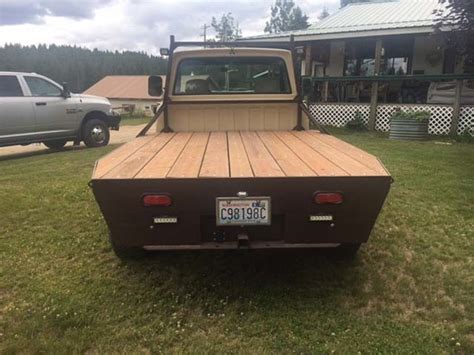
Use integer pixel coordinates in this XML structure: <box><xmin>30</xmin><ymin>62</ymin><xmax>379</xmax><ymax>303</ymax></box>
<box><xmin>0</xmin><ymin>124</ymin><xmax>147</xmax><ymax>160</ymax></box>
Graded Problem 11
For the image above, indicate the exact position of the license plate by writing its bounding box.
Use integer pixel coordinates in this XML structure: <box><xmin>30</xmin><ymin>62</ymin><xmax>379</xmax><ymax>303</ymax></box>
<box><xmin>216</xmin><ymin>197</ymin><xmax>271</xmax><ymax>226</ymax></box>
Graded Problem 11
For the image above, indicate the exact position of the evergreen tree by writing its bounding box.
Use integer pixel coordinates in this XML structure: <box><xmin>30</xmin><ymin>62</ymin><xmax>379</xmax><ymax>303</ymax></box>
<box><xmin>0</xmin><ymin>44</ymin><xmax>167</xmax><ymax>92</ymax></box>
<box><xmin>264</xmin><ymin>0</ymin><xmax>310</xmax><ymax>34</ymax></box>
<box><xmin>211</xmin><ymin>13</ymin><xmax>242</xmax><ymax>42</ymax></box>
<box><xmin>318</xmin><ymin>7</ymin><xmax>330</xmax><ymax>20</ymax></box>
<box><xmin>434</xmin><ymin>0</ymin><xmax>474</xmax><ymax>69</ymax></box>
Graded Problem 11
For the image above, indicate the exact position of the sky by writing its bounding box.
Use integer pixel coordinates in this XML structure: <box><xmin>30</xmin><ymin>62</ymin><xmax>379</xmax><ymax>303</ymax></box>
<box><xmin>0</xmin><ymin>0</ymin><xmax>339</xmax><ymax>55</ymax></box>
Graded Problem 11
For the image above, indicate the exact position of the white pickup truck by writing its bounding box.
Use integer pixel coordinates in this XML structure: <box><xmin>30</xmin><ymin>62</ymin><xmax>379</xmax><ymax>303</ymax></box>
<box><xmin>0</xmin><ymin>72</ymin><xmax>121</xmax><ymax>149</ymax></box>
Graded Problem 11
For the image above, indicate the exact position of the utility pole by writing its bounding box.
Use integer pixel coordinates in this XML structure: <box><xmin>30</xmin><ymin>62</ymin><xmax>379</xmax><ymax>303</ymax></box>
<box><xmin>201</xmin><ymin>24</ymin><xmax>210</xmax><ymax>44</ymax></box>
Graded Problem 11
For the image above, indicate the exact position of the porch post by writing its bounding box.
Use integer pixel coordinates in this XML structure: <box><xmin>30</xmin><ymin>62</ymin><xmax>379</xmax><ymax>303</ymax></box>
<box><xmin>323</xmin><ymin>81</ymin><xmax>329</xmax><ymax>102</ymax></box>
<box><xmin>368</xmin><ymin>38</ymin><xmax>383</xmax><ymax>131</ymax></box>
<box><xmin>304</xmin><ymin>44</ymin><xmax>312</xmax><ymax>76</ymax></box>
<box><xmin>450</xmin><ymin>79</ymin><xmax>463</xmax><ymax>136</ymax></box>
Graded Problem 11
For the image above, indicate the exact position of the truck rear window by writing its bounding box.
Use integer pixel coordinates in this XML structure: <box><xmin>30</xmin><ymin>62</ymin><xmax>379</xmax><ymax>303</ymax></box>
<box><xmin>174</xmin><ymin>57</ymin><xmax>291</xmax><ymax>95</ymax></box>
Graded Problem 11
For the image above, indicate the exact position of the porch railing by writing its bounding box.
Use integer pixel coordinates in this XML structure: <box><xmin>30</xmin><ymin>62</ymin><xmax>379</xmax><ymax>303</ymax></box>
<box><xmin>302</xmin><ymin>74</ymin><xmax>474</xmax><ymax>136</ymax></box>
<box><xmin>307</xmin><ymin>102</ymin><xmax>474</xmax><ymax>136</ymax></box>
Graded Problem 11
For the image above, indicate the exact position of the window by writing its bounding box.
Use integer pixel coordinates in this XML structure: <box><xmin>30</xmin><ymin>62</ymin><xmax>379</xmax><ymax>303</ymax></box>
<box><xmin>0</xmin><ymin>76</ymin><xmax>23</xmax><ymax>97</ymax></box>
<box><xmin>24</xmin><ymin>76</ymin><xmax>62</xmax><ymax>97</ymax></box>
<box><xmin>344</xmin><ymin>40</ymin><xmax>376</xmax><ymax>76</ymax></box>
<box><xmin>382</xmin><ymin>57</ymin><xmax>409</xmax><ymax>75</ymax></box>
<box><xmin>344</xmin><ymin>37</ymin><xmax>413</xmax><ymax>76</ymax></box>
<box><xmin>174</xmin><ymin>57</ymin><xmax>291</xmax><ymax>95</ymax></box>
<box><xmin>380</xmin><ymin>37</ymin><xmax>413</xmax><ymax>75</ymax></box>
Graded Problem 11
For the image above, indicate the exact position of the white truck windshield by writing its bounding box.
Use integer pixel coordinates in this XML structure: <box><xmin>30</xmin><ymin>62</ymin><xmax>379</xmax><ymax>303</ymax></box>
<box><xmin>174</xmin><ymin>57</ymin><xmax>291</xmax><ymax>95</ymax></box>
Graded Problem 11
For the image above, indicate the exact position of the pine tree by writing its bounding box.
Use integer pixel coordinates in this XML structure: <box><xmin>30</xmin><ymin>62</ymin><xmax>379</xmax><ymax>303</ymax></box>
<box><xmin>318</xmin><ymin>7</ymin><xmax>330</xmax><ymax>20</ymax></box>
<box><xmin>264</xmin><ymin>0</ymin><xmax>310</xmax><ymax>34</ymax></box>
<box><xmin>434</xmin><ymin>0</ymin><xmax>474</xmax><ymax>70</ymax></box>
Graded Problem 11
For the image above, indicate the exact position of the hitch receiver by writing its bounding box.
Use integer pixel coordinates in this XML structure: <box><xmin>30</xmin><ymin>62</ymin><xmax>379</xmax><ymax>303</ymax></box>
<box><xmin>237</xmin><ymin>233</ymin><xmax>249</xmax><ymax>249</ymax></box>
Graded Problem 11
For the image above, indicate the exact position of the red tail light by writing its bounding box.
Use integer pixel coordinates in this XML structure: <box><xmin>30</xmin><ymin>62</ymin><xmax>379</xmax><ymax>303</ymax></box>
<box><xmin>143</xmin><ymin>194</ymin><xmax>172</xmax><ymax>207</ymax></box>
<box><xmin>314</xmin><ymin>192</ymin><xmax>343</xmax><ymax>205</ymax></box>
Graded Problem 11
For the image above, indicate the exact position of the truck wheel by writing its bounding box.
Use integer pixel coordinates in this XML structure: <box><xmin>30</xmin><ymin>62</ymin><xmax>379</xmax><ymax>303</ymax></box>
<box><xmin>83</xmin><ymin>119</ymin><xmax>110</xmax><ymax>148</ymax></box>
<box><xmin>334</xmin><ymin>243</ymin><xmax>361</xmax><ymax>259</ymax></box>
<box><xmin>43</xmin><ymin>139</ymin><xmax>67</xmax><ymax>150</ymax></box>
<box><xmin>109</xmin><ymin>235</ymin><xmax>147</xmax><ymax>260</ymax></box>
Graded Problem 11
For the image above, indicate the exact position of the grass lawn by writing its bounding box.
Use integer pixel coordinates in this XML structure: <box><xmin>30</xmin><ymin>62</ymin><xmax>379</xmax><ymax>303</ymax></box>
<box><xmin>0</xmin><ymin>131</ymin><xmax>473</xmax><ymax>353</ymax></box>
<box><xmin>120</xmin><ymin>115</ymin><xmax>150</xmax><ymax>126</ymax></box>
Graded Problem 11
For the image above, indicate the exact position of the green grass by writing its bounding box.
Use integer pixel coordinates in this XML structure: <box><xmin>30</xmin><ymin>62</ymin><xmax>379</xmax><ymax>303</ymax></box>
<box><xmin>120</xmin><ymin>115</ymin><xmax>150</xmax><ymax>126</ymax></box>
<box><xmin>1</xmin><ymin>132</ymin><xmax>473</xmax><ymax>353</ymax></box>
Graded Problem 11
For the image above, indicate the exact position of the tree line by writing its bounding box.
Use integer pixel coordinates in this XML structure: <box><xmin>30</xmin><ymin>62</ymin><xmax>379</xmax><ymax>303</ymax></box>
<box><xmin>0</xmin><ymin>44</ymin><xmax>167</xmax><ymax>93</ymax></box>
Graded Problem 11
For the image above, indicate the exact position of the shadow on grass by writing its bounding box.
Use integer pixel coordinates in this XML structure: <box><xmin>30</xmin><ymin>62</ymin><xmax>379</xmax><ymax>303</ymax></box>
<box><xmin>0</xmin><ymin>145</ymin><xmax>88</xmax><ymax>162</ymax></box>
<box><xmin>117</xmin><ymin>248</ymin><xmax>364</xmax><ymax>306</ymax></box>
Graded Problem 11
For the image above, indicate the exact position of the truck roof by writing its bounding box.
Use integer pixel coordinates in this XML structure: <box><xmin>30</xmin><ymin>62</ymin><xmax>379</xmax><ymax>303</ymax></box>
<box><xmin>173</xmin><ymin>47</ymin><xmax>292</xmax><ymax>55</ymax></box>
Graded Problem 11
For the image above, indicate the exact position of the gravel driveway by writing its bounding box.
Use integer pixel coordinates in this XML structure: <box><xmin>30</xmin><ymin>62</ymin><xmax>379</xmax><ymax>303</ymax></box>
<box><xmin>0</xmin><ymin>124</ymin><xmax>147</xmax><ymax>160</ymax></box>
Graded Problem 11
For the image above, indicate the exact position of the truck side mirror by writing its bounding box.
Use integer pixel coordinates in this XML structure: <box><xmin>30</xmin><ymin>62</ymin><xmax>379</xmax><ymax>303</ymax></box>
<box><xmin>148</xmin><ymin>76</ymin><xmax>163</xmax><ymax>97</ymax></box>
<box><xmin>62</xmin><ymin>82</ymin><xmax>71</xmax><ymax>98</ymax></box>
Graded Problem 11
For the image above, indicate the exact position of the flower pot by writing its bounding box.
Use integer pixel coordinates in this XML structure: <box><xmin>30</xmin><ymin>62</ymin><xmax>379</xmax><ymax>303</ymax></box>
<box><xmin>389</xmin><ymin>118</ymin><xmax>429</xmax><ymax>141</ymax></box>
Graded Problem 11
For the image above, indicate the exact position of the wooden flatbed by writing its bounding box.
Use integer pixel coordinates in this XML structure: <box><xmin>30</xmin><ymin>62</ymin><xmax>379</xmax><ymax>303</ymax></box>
<box><xmin>92</xmin><ymin>130</ymin><xmax>389</xmax><ymax>180</ymax></box>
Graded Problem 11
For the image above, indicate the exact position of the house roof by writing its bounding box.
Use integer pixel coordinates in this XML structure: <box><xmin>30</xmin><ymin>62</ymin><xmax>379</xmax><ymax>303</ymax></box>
<box><xmin>244</xmin><ymin>0</ymin><xmax>443</xmax><ymax>41</ymax></box>
<box><xmin>83</xmin><ymin>75</ymin><xmax>164</xmax><ymax>100</ymax></box>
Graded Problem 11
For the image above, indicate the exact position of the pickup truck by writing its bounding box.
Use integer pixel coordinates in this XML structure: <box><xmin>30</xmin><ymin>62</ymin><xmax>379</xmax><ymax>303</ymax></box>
<box><xmin>0</xmin><ymin>72</ymin><xmax>120</xmax><ymax>149</ymax></box>
<box><xmin>90</xmin><ymin>37</ymin><xmax>391</xmax><ymax>259</ymax></box>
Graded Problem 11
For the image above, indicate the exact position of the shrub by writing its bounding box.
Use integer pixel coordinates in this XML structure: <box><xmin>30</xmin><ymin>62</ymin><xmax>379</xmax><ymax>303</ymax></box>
<box><xmin>391</xmin><ymin>110</ymin><xmax>430</xmax><ymax>122</ymax></box>
<box><xmin>346</xmin><ymin>111</ymin><xmax>367</xmax><ymax>131</ymax></box>
<box><xmin>455</xmin><ymin>125</ymin><xmax>474</xmax><ymax>144</ymax></box>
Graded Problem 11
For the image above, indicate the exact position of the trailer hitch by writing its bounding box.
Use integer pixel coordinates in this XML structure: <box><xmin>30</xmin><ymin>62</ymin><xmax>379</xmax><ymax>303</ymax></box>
<box><xmin>237</xmin><ymin>233</ymin><xmax>249</xmax><ymax>249</ymax></box>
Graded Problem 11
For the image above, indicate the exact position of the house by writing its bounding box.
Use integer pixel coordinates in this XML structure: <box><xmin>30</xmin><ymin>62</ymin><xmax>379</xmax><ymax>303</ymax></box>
<box><xmin>83</xmin><ymin>75</ymin><xmax>164</xmax><ymax>116</ymax></box>
<box><xmin>243</xmin><ymin>0</ymin><xmax>473</xmax><ymax>135</ymax></box>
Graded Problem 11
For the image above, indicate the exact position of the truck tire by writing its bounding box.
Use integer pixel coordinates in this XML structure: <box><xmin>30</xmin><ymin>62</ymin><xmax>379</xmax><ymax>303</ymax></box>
<box><xmin>43</xmin><ymin>139</ymin><xmax>67</xmax><ymax>150</ymax></box>
<box><xmin>109</xmin><ymin>235</ymin><xmax>147</xmax><ymax>260</ymax></box>
<box><xmin>83</xmin><ymin>119</ymin><xmax>110</xmax><ymax>148</ymax></box>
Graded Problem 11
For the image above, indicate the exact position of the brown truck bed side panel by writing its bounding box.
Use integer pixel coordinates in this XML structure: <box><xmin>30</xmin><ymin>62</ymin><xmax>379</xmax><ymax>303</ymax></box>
<box><xmin>91</xmin><ymin>176</ymin><xmax>391</xmax><ymax>248</ymax></box>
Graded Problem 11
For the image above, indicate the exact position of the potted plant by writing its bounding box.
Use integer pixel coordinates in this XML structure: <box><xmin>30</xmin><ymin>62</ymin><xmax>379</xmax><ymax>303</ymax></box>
<box><xmin>389</xmin><ymin>109</ymin><xmax>430</xmax><ymax>141</ymax></box>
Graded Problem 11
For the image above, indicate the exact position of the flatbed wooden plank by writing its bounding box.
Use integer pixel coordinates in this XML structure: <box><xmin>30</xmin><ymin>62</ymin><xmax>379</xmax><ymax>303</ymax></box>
<box><xmin>199</xmin><ymin>132</ymin><xmax>229</xmax><ymax>177</ymax></box>
<box><xmin>103</xmin><ymin>133</ymin><xmax>175</xmax><ymax>179</ymax></box>
<box><xmin>257</xmin><ymin>131</ymin><xmax>314</xmax><ymax>176</ymax></box>
<box><xmin>294</xmin><ymin>131</ymin><xmax>375</xmax><ymax>176</ymax></box>
<box><xmin>274</xmin><ymin>131</ymin><xmax>348</xmax><ymax>176</ymax></box>
<box><xmin>240</xmin><ymin>131</ymin><xmax>284</xmax><ymax>177</ymax></box>
<box><xmin>307</xmin><ymin>132</ymin><xmax>389</xmax><ymax>175</ymax></box>
<box><xmin>135</xmin><ymin>132</ymin><xmax>192</xmax><ymax>178</ymax></box>
<box><xmin>228</xmin><ymin>131</ymin><xmax>254</xmax><ymax>177</ymax></box>
<box><xmin>167</xmin><ymin>132</ymin><xmax>210</xmax><ymax>178</ymax></box>
<box><xmin>100</xmin><ymin>130</ymin><xmax>387</xmax><ymax>180</ymax></box>
<box><xmin>92</xmin><ymin>135</ymin><xmax>154</xmax><ymax>179</ymax></box>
